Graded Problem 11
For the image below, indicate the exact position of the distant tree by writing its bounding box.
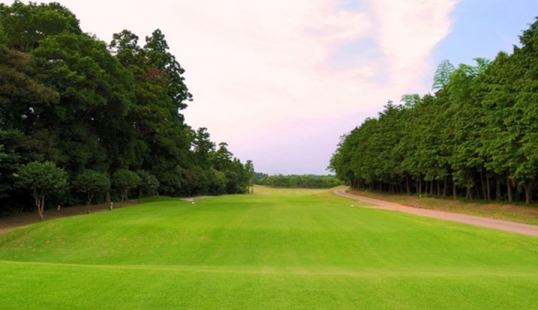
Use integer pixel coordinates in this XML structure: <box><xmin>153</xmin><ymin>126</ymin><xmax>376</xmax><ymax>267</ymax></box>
<box><xmin>225</xmin><ymin>158</ymin><xmax>248</xmax><ymax>194</ymax></box>
<box><xmin>75</xmin><ymin>170</ymin><xmax>110</xmax><ymax>213</ymax></box>
<box><xmin>245</xmin><ymin>160</ymin><xmax>255</xmax><ymax>194</ymax></box>
<box><xmin>258</xmin><ymin>174</ymin><xmax>341</xmax><ymax>188</ymax></box>
<box><xmin>207</xmin><ymin>168</ymin><xmax>227</xmax><ymax>195</ymax></box>
<box><xmin>113</xmin><ymin>169</ymin><xmax>141</xmax><ymax>207</ymax></box>
<box><xmin>136</xmin><ymin>170</ymin><xmax>159</xmax><ymax>202</ymax></box>
<box><xmin>191</xmin><ymin>127</ymin><xmax>216</xmax><ymax>168</ymax></box>
<box><xmin>213</xmin><ymin>142</ymin><xmax>233</xmax><ymax>171</ymax></box>
<box><xmin>254</xmin><ymin>172</ymin><xmax>268</xmax><ymax>182</ymax></box>
<box><xmin>15</xmin><ymin>161</ymin><xmax>67</xmax><ymax>219</ymax></box>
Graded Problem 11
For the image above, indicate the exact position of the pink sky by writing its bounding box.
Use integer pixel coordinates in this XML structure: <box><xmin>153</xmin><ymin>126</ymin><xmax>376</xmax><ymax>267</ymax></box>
<box><xmin>3</xmin><ymin>0</ymin><xmax>460</xmax><ymax>174</ymax></box>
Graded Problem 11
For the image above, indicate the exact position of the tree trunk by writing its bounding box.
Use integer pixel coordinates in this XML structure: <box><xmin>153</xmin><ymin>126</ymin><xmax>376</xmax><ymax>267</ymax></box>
<box><xmin>40</xmin><ymin>196</ymin><xmax>45</xmax><ymax>220</ymax></box>
<box><xmin>430</xmin><ymin>180</ymin><xmax>434</xmax><ymax>195</ymax></box>
<box><xmin>480</xmin><ymin>170</ymin><xmax>487</xmax><ymax>200</ymax></box>
<box><xmin>121</xmin><ymin>189</ymin><xmax>125</xmax><ymax>207</ymax></box>
<box><xmin>506</xmin><ymin>171</ymin><xmax>513</xmax><ymax>203</ymax></box>
<box><xmin>424</xmin><ymin>180</ymin><xmax>428</xmax><ymax>195</ymax></box>
<box><xmin>443</xmin><ymin>177</ymin><xmax>447</xmax><ymax>197</ymax></box>
<box><xmin>453</xmin><ymin>179</ymin><xmax>457</xmax><ymax>199</ymax></box>
<box><xmin>406</xmin><ymin>174</ymin><xmax>411</xmax><ymax>195</ymax></box>
<box><xmin>524</xmin><ymin>180</ymin><xmax>533</xmax><ymax>204</ymax></box>
<box><xmin>34</xmin><ymin>190</ymin><xmax>45</xmax><ymax>220</ymax></box>
<box><xmin>437</xmin><ymin>181</ymin><xmax>440</xmax><ymax>196</ymax></box>
<box><xmin>106</xmin><ymin>190</ymin><xmax>111</xmax><ymax>203</ymax></box>
<box><xmin>496</xmin><ymin>176</ymin><xmax>501</xmax><ymax>201</ymax></box>
<box><xmin>87</xmin><ymin>192</ymin><xmax>94</xmax><ymax>214</ymax></box>
<box><xmin>485</xmin><ymin>173</ymin><xmax>491</xmax><ymax>201</ymax></box>
<box><xmin>466</xmin><ymin>171</ymin><xmax>473</xmax><ymax>200</ymax></box>
<box><xmin>139</xmin><ymin>188</ymin><xmax>142</xmax><ymax>204</ymax></box>
<box><xmin>418</xmin><ymin>176</ymin><xmax>422</xmax><ymax>196</ymax></box>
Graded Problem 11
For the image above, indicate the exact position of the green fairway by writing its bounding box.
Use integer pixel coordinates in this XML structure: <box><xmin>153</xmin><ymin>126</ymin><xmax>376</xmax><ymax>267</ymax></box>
<box><xmin>1</xmin><ymin>188</ymin><xmax>538</xmax><ymax>309</ymax></box>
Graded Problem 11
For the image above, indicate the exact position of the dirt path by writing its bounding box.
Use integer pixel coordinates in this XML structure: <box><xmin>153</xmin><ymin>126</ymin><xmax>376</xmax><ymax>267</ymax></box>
<box><xmin>333</xmin><ymin>188</ymin><xmax>538</xmax><ymax>237</ymax></box>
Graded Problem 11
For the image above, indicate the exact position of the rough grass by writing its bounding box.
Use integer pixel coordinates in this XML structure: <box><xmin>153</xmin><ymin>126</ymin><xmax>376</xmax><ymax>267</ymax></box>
<box><xmin>1</xmin><ymin>187</ymin><xmax>538</xmax><ymax>309</ymax></box>
<box><xmin>347</xmin><ymin>189</ymin><xmax>538</xmax><ymax>225</ymax></box>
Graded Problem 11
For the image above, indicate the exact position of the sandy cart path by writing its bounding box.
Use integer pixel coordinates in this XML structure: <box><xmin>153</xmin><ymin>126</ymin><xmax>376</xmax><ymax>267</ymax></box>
<box><xmin>334</xmin><ymin>188</ymin><xmax>538</xmax><ymax>237</ymax></box>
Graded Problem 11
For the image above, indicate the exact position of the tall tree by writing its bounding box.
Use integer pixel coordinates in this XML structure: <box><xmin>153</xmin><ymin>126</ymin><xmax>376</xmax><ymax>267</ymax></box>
<box><xmin>144</xmin><ymin>29</ymin><xmax>192</xmax><ymax>111</ymax></box>
<box><xmin>111</xmin><ymin>29</ymin><xmax>193</xmax><ymax>195</ymax></box>
<box><xmin>245</xmin><ymin>160</ymin><xmax>255</xmax><ymax>194</ymax></box>
<box><xmin>191</xmin><ymin>127</ymin><xmax>216</xmax><ymax>168</ymax></box>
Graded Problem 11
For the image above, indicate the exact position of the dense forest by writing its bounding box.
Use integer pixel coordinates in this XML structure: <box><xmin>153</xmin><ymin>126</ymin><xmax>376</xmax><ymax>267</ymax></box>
<box><xmin>0</xmin><ymin>1</ymin><xmax>254</xmax><ymax>216</ymax></box>
<box><xmin>257</xmin><ymin>174</ymin><xmax>341</xmax><ymax>188</ymax></box>
<box><xmin>330</xmin><ymin>18</ymin><xmax>538</xmax><ymax>204</ymax></box>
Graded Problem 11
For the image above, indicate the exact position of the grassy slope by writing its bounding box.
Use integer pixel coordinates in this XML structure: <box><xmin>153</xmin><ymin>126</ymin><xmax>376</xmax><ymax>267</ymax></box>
<box><xmin>1</xmin><ymin>187</ymin><xmax>538</xmax><ymax>309</ymax></box>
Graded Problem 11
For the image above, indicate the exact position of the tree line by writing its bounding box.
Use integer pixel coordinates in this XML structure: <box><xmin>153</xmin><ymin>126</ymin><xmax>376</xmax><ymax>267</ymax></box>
<box><xmin>257</xmin><ymin>174</ymin><xmax>341</xmax><ymax>189</ymax></box>
<box><xmin>329</xmin><ymin>17</ymin><xmax>538</xmax><ymax>204</ymax></box>
<box><xmin>0</xmin><ymin>1</ymin><xmax>254</xmax><ymax>217</ymax></box>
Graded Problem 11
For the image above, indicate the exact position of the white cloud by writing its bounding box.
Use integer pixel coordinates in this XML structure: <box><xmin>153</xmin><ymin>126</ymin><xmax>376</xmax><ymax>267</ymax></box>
<box><xmin>369</xmin><ymin>0</ymin><xmax>459</xmax><ymax>92</ymax></box>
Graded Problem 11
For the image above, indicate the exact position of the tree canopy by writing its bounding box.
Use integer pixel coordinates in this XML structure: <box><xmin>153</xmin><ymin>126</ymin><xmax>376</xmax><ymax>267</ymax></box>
<box><xmin>15</xmin><ymin>161</ymin><xmax>67</xmax><ymax>219</ymax></box>
<box><xmin>0</xmin><ymin>1</ymin><xmax>253</xmax><ymax>216</ymax></box>
<box><xmin>330</xmin><ymin>17</ymin><xmax>538</xmax><ymax>204</ymax></box>
<box><xmin>257</xmin><ymin>174</ymin><xmax>342</xmax><ymax>189</ymax></box>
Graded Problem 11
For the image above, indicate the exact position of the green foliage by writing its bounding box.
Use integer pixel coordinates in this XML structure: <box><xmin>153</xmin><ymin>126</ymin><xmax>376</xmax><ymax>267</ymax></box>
<box><xmin>331</xmin><ymin>17</ymin><xmax>538</xmax><ymax>203</ymax></box>
<box><xmin>74</xmin><ymin>169</ymin><xmax>110</xmax><ymax>212</ymax></box>
<box><xmin>0</xmin><ymin>144</ymin><xmax>6</xmax><ymax>163</ymax></box>
<box><xmin>15</xmin><ymin>161</ymin><xmax>67</xmax><ymax>219</ymax></box>
<box><xmin>0</xmin><ymin>1</ymin><xmax>81</xmax><ymax>52</ymax></box>
<box><xmin>0</xmin><ymin>2</ymin><xmax>253</xmax><ymax>214</ymax></box>
<box><xmin>244</xmin><ymin>160</ymin><xmax>255</xmax><ymax>194</ymax></box>
<box><xmin>136</xmin><ymin>170</ymin><xmax>159</xmax><ymax>199</ymax></box>
<box><xmin>258</xmin><ymin>174</ymin><xmax>342</xmax><ymax>188</ymax></box>
<box><xmin>0</xmin><ymin>45</ymin><xmax>59</xmax><ymax>132</ymax></box>
<box><xmin>113</xmin><ymin>169</ymin><xmax>141</xmax><ymax>206</ymax></box>
<box><xmin>190</xmin><ymin>127</ymin><xmax>215</xmax><ymax>168</ymax></box>
<box><xmin>400</xmin><ymin>93</ymin><xmax>421</xmax><ymax>108</ymax></box>
<box><xmin>432</xmin><ymin>59</ymin><xmax>455</xmax><ymax>90</ymax></box>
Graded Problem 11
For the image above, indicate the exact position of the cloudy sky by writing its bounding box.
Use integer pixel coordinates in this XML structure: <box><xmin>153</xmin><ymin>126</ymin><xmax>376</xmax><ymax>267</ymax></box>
<box><xmin>5</xmin><ymin>0</ymin><xmax>538</xmax><ymax>174</ymax></box>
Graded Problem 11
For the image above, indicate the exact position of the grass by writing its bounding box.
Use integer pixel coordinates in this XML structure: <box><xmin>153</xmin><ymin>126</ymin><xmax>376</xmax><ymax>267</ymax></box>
<box><xmin>347</xmin><ymin>189</ymin><xmax>538</xmax><ymax>225</ymax></box>
<box><xmin>1</xmin><ymin>187</ymin><xmax>538</xmax><ymax>309</ymax></box>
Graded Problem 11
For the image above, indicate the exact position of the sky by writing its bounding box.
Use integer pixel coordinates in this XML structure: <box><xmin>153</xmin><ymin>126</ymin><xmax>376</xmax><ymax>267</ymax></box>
<box><xmin>4</xmin><ymin>0</ymin><xmax>538</xmax><ymax>175</ymax></box>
